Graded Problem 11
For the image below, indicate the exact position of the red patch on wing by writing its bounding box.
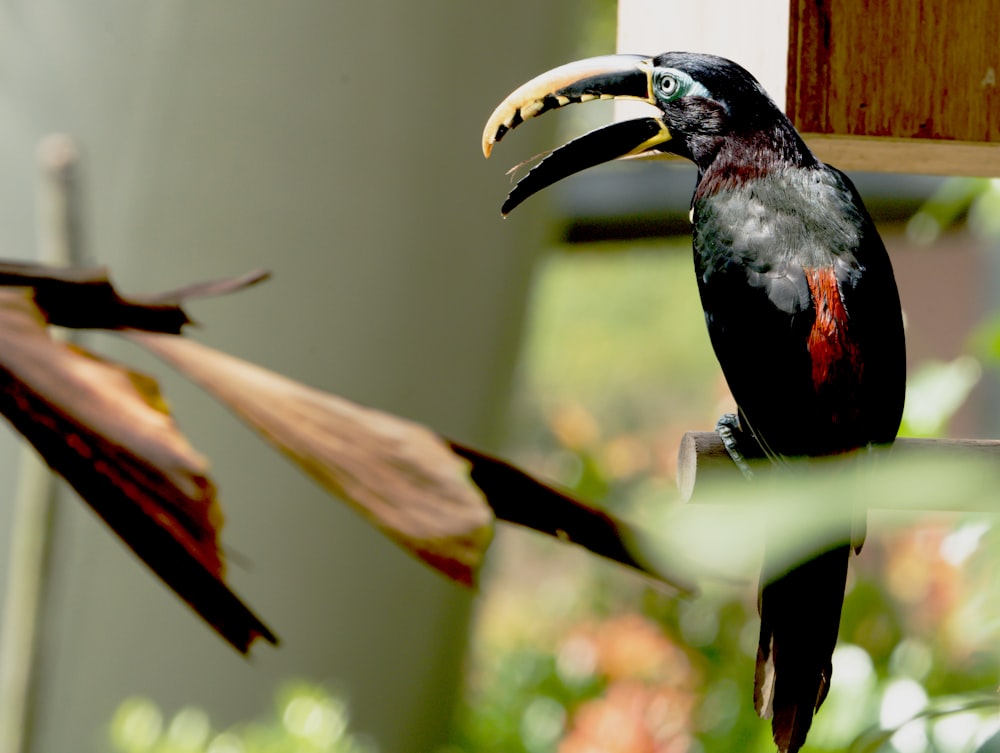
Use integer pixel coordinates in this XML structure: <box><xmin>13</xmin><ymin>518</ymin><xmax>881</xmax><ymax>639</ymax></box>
<box><xmin>804</xmin><ymin>267</ymin><xmax>863</xmax><ymax>419</ymax></box>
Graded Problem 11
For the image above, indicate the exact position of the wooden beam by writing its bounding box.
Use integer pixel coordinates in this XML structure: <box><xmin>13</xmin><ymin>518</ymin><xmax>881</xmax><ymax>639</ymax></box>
<box><xmin>788</xmin><ymin>0</ymin><xmax>999</xmax><ymax>175</ymax></box>
<box><xmin>803</xmin><ymin>133</ymin><xmax>1000</xmax><ymax>177</ymax></box>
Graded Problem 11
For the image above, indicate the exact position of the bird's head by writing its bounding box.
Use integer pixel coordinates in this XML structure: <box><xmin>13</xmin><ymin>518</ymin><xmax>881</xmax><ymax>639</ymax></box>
<box><xmin>483</xmin><ymin>52</ymin><xmax>807</xmax><ymax>214</ymax></box>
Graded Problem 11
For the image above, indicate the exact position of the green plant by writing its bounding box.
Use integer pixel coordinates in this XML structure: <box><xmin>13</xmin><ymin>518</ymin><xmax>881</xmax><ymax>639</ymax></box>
<box><xmin>107</xmin><ymin>682</ymin><xmax>375</xmax><ymax>753</ymax></box>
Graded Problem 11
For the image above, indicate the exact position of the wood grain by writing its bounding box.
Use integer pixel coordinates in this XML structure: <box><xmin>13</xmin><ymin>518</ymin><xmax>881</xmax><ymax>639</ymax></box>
<box><xmin>788</xmin><ymin>0</ymin><xmax>999</xmax><ymax>144</ymax></box>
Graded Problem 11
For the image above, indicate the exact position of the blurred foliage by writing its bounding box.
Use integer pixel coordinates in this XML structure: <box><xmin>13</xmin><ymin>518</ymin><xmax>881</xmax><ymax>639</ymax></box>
<box><xmin>443</xmin><ymin>230</ymin><xmax>1000</xmax><ymax>753</ymax></box>
<box><xmin>107</xmin><ymin>682</ymin><xmax>375</xmax><ymax>753</ymax></box>
<box><xmin>574</xmin><ymin>0</ymin><xmax>617</xmax><ymax>56</ymax></box>
<box><xmin>909</xmin><ymin>178</ymin><xmax>1000</xmax><ymax>431</ymax></box>
<box><xmin>899</xmin><ymin>357</ymin><xmax>981</xmax><ymax>438</ymax></box>
<box><xmin>508</xmin><ymin>241</ymin><xmax>725</xmax><ymax>514</ymax></box>
<box><xmin>907</xmin><ymin>179</ymin><xmax>1000</xmax><ymax>245</ymax></box>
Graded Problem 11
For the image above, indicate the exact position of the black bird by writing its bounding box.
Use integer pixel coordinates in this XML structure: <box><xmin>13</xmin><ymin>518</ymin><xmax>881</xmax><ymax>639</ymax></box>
<box><xmin>483</xmin><ymin>52</ymin><xmax>905</xmax><ymax>753</ymax></box>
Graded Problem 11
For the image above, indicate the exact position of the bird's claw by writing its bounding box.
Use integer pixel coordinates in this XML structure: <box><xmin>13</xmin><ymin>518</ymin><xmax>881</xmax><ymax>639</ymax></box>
<box><xmin>716</xmin><ymin>413</ymin><xmax>755</xmax><ymax>480</ymax></box>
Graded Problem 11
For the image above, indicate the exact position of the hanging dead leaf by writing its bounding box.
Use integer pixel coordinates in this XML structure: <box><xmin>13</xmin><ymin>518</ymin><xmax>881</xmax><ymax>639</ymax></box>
<box><xmin>0</xmin><ymin>288</ymin><xmax>276</xmax><ymax>653</ymax></box>
<box><xmin>0</xmin><ymin>260</ymin><xmax>268</xmax><ymax>333</ymax></box>
<box><xmin>130</xmin><ymin>332</ymin><xmax>494</xmax><ymax>587</ymax></box>
<box><xmin>450</xmin><ymin>443</ymin><xmax>694</xmax><ymax>592</ymax></box>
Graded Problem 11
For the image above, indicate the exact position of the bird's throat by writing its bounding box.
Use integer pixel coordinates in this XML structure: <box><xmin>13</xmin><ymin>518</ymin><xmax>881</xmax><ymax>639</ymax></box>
<box><xmin>694</xmin><ymin>126</ymin><xmax>814</xmax><ymax>199</ymax></box>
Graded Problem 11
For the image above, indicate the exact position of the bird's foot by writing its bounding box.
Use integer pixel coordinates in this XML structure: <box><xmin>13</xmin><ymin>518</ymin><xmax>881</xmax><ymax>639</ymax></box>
<box><xmin>715</xmin><ymin>413</ymin><xmax>755</xmax><ymax>480</ymax></box>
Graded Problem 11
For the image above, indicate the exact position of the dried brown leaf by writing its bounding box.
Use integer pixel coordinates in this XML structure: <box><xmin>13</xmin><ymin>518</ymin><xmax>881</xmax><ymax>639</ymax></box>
<box><xmin>0</xmin><ymin>289</ymin><xmax>276</xmax><ymax>652</ymax></box>
<box><xmin>130</xmin><ymin>333</ymin><xmax>494</xmax><ymax>587</ymax></box>
<box><xmin>0</xmin><ymin>261</ymin><xmax>268</xmax><ymax>333</ymax></box>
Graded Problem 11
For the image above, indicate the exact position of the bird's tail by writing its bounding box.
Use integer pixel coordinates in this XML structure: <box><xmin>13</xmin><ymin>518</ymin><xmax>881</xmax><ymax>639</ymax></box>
<box><xmin>754</xmin><ymin>543</ymin><xmax>850</xmax><ymax>753</ymax></box>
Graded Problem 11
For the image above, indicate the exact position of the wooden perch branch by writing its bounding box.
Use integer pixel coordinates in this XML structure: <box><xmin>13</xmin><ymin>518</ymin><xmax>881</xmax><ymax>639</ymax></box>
<box><xmin>678</xmin><ymin>431</ymin><xmax>1000</xmax><ymax>504</ymax></box>
<box><xmin>605</xmin><ymin>431</ymin><xmax>1000</xmax><ymax>586</ymax></box>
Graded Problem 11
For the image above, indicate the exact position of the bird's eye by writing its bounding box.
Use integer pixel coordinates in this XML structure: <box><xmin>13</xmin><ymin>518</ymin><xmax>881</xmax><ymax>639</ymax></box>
<box><xmin>658</xmin><ymin>74</ymin><xmax>680</xmax><ymax>98</ymax></box>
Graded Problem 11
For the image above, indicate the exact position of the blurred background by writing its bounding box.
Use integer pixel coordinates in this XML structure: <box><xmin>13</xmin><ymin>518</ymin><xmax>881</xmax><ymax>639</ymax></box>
<box><xmin>0</xmin><ymin>2</ymin><xmax>999</xmax><ymax>753</ymax></box>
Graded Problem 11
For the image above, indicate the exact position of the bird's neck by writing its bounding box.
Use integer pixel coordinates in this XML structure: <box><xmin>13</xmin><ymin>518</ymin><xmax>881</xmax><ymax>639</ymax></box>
<box><xmin>693</xmin><ymin>120</ymin><xmax>816</xmax><ymax>200</ymax></box>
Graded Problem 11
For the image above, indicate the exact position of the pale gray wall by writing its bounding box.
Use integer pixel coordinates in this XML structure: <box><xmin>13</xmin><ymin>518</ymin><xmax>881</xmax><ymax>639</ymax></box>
<box><xmin>0</xmin><ymin>3</ymin><xmax>572</xmax><ymax>751</ymax></box>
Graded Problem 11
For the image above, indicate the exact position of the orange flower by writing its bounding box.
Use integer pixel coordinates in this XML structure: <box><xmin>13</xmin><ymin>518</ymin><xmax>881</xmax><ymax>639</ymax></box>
<box><xmin>560</xmin><ymin>680</ymin><xmax>695</xmax><ymax>753</ymax></box>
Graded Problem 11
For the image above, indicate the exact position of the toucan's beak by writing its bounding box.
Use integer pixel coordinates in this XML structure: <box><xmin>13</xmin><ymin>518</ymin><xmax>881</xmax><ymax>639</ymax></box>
<box><xmin>483</xmin><ymin>54</ymin><xmax>673</xmax><ymax>215</ymax></box>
